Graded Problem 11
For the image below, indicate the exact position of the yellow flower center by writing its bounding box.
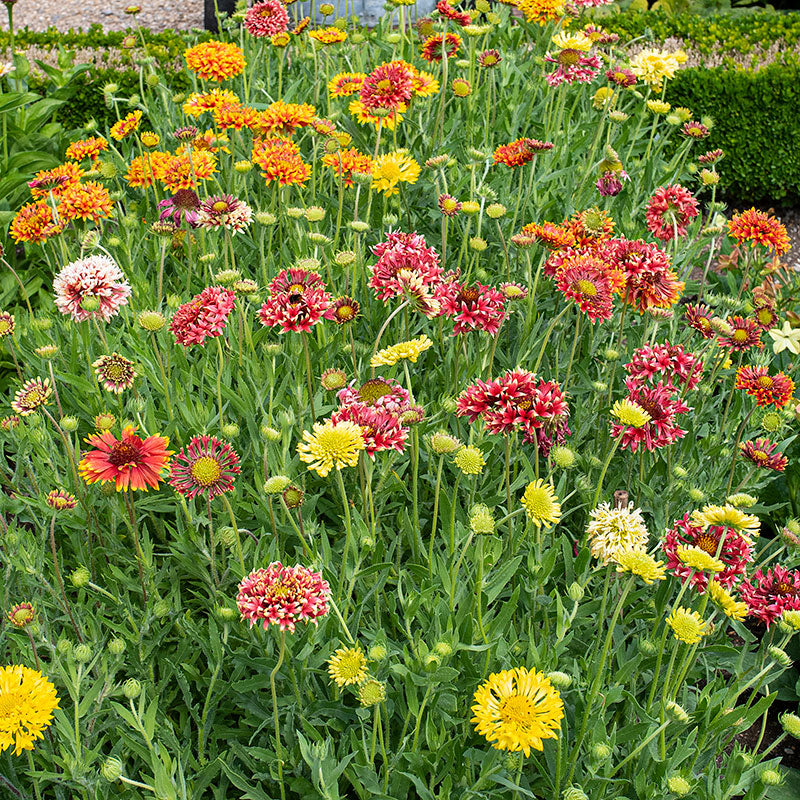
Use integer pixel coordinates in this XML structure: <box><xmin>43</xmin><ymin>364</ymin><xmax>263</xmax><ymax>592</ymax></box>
<box><xmin>558</xmin><ymin>49</ymin><xmax>581</xmax><ymax>66</ymax></box>
<box><xmin>576</xmin><ymin>279</ymin><xmax>598</xmax><ymax>297</ymax></box>
<box><xmin>752</xmin><ymin>449</ymin><xmax>767</xmax><ymax>461</ymax></box>
<box><xmin>757</xmin><ymin>376</ymin><xmax>773</xmax><ymax>388</ymax></box>
<box><xmin>376</xmin><ymin>79</ymin><xmax>392</xmax><ymax>91</ymax></box>
<box><xmin>212</xmin><ymin>201</ymin><xmax>229</xmax><ymax>213</ymax></box>
<box><xmin>0</xmin><ymin>688</ymin><xmax>23</xmax><ymax>717</ymax></box>
<box><xmin>380</xmin><ymin>162</ymin><xmax>403</xmax><ymax>180</ymax></box>
<box><xmin>732</xmin><ymin>329</ymin><xmax>748</xmax><ymax>343</ymax></box>
<box><xmin>190</xmin><ymin>456</ymin><xmax>223</xmax><ymax>487</ymax></box>
<box><xmin>695</xmin><ymin>533</ymin><xmax>718</xmax><ymax>556</ymax></box>
<box><xmin>499</xmin><ymin>694</ymin><xmax>536</xmax><ymax>726</ymax></box>
<box><xmin>0</xmin><ymin>321</ymin><xmax>10</xmax><ymax>335</ymax></box>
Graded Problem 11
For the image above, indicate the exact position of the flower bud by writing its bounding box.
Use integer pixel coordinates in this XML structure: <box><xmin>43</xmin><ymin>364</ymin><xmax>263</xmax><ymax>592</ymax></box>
<box><xmin>567</xmin><ymin>582</ymin><xmax>584</xmax><ymax>602</ymax></box>
<box><xmin>562</xmin><ymin>787</ymin><xmax>588</xmax><ymax>800</ymax></box>
<box><xmin>59</xmin><ymin>415</ymin><xmax>79</xmax><ymax>432</ymax></box>
<box><xmin>216</xmin><ymin>605</ymin><xmax>236</xmax><ymax>621</ymax></box>
<box><xmin>102</xmin><ymin>757</ymin><xmax>123</xmax><ymax>782</ymax></box>
<box><xmin>590</xmin><ymin>742</ymin><xmax>612</xmax><ymax>762</ymax></box>
<box><xmin>666</xmin><ymin>775</ymin><xmax>691</xmax><ymax>796</ymax></box>
<box><xmin>486</xmin><ymin>203</ymin><xmax>506</xmax><ymax>219</ymax></box>
<box><xmin>547</xmin><ymin>671</ymin><xmax>572</xmax><ymax>689</ymax></box>
<box><xmin>74</xmin><ymin>643</ymin><xmax>92</xmax><ymax>663</ymax></box>
<box><xmin>122</xmin><ymin>678</ymin><xmax>142</xmax><ymax>699</ymax></box>
<box><xmin>552</xmin><ymin>446</ymin><xmax>576</xmax><ymax>469</ymax></box>
<box><xmin>108</xmin><ymin>638</ymin><xmax>126</xmax><ymax>655</ymax></box>
<box><xmin>759</xmin><ymin>768</ymin><xmax>783</xmax><ymax>786</ymax></box>
<box><xmin>666</xmin><ymin>701</ymin><xmax>689</xmax><ymax>723</ymax></box>
<box><xmin>221</xmin><ymin>423</ymin><xmax>239</xmax><ymax>438</ymax></box>
<box><xmin>153</xmin><ymin>599</ymin><xmax>170</xmax><ymax>619</ymax></box>
<box><xmin>469</xmin><ymin>236</ymin><xmax>487</xmax><ymax>252</ymax></box>
<box><xmin>368</xmin><ymin>644</ymin><xmax>387</xmax><ymax>662</ymax></box>
<box><xmin>768</xmin><ymin>646</ymin><xmax>792</xmax><ymax>668</ymax></box>
<box><xmin>70</xmin><ymin>566</ymin><xmax>91</xmax><ymax>588</ymax></box>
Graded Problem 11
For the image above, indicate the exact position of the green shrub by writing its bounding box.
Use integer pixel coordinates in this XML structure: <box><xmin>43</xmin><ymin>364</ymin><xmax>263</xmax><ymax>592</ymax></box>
<box><xmin>601</xmin><ymin>9</ymin><xmax>800</xmax><ymax>55</ymax></box>
<box><xmin>666</xmin><ymin>61</ymin><xmax>800</xmax><ymax>203</ymax></box>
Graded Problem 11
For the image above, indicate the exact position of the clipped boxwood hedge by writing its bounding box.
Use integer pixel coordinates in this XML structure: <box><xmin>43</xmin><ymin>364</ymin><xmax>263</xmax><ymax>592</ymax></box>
<box><xmin>665</xmin><ymin>60</ymin><xmax>800</xmax><ymax>204</ymax></box>
<box><xmin>3</xmin><ymin>14</ymin><xmax>800</xmax><ymax>203</ymax></box>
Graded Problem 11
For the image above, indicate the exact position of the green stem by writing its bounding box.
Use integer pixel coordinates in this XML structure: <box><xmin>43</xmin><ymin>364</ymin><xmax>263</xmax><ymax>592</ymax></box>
<box><xmin>270</xmin><ymin>630</ymin><xmax>287</xmax><ymax>800</ymax></box>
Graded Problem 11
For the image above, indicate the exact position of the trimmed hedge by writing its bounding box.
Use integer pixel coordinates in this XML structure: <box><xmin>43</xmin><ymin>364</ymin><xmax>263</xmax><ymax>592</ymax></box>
<box><xmin>666</xmin><ymin>61</ymin><xmax>800</xmax><ymax>203</ymax></box>
<box><xmin>3</xmin><ymin>14</ymin><xmax>800</xmax><ymax>202</ymax></box>
<box><xmin>601</xmin><ymin>9</ymin><xmax>800</xmax><ymax>55</ymax></box>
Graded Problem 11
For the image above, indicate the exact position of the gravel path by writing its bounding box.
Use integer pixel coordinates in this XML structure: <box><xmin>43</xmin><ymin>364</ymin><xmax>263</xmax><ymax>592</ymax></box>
<box><xmin>8</xmin><ymin>0</ymin><xmax>203</xmax><ymax>33</ymax></box>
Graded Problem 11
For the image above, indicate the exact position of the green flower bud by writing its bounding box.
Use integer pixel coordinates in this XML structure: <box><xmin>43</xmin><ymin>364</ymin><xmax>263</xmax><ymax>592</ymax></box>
<box><xmin>264</xmin><ymin>475</ymin><xmax>291</xmax><ymax>494</ymax></box>
<box><xmin>551</xmin><ymin>446</ymin><xmax>576</xmax><ymax>469</ymax></box>
<box><xmin>102</xmin><ymin>757</ymin><xmax>124</xmax><ymax>782</ymax></box>
<box><xmin>548</xmin><ymin>671</ymin><xmax>572</xmax><ymax>689</ymax></box>
<box><xmin>70</xmin><ymin>566</ymin><xmax>91</xmax><ymax>588</ymax></box>
<box><xmin>769</xmin><ymin>646</ymin><xmax>792</xmax><ymax>668</ymax></box>
<box><xmin>108</xmin><ymin>638</ymin><xmax>126</xmax><ymax>655</ymax></box>
<box><xmin>57</xmin><ymin>638</ymin><xmax>73</xmax><ymax>657</ymax></box>
<box><xmin>666</xmin><ymin>701</ymin><xmax>689</xmax><ymax>723</ymax></box>
<box><xmin>590</xmin><ymin>742</ymin><xmax>612</xmax><ymax>762</ymax></box>
<box><xmin>368</xmin><ymin>644</ymin><xmax>387</xmax><ymax>662</ymax></box>
<box><xmin>666</xmin><ymin>775</ymin><xmax>691</xmax><ymax>796</ymax></box>
<box><xmin>562</xmin><ymin>787</ymin><xmax>588</xmax><ymax>800</ymax></box>
<box><xmin>780</xmin><ymin>712</ymin><xmax>800</xmax><ymax>739</ymax></box>
<box><xmin>74</xmin><ymin>643</ymin><xmax>92</xmax><ymax>663</ymax></box>
<box><xmin>122</xmin><ymin>678</ymin><xmax>142</xmax><ymax>699</ymax></box>
<box><xmin>218</xmin><ymin>526</ymin><xmax>237</xmax><ymax>548</ymax></box>
<box><xmin>759</xmin><ymin>768</ymin><xmax>782</xmax><ymax>786</ymax></box>
<box><xmin>567</xmin><ymin>582</ymin><xmax>584</xmax><ymax>602</ymax></box>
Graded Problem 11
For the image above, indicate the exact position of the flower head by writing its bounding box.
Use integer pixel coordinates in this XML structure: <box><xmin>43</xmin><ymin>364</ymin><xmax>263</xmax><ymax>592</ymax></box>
<box><xmin>438</xmin><ymin>281</ymin><xmax>506</xmax><ymax>335</ymax></box>
<box><xmin>170</xmin><ymin>286</ymin><xmax>235</xmax><ymax>347</ymax></box>
<box><xmin>420</xmin><ymin>33</ymin><xmax>461</xmax><ymax>62</ymax></box>
<box><xmin>258</xmin><ymin>267</ymin><xmax>332</xmax><ymax>333</ymax></box>
<box><xmin>360</xmin><ymin>61</ymin><xmax>414</xmax><ymax>112</ymax></box>
<box><xmin>740</xmin><ymin>438</ymin><xmax>787</xmax><ymax>472</ymax></box>
<box><xmin>645</xmin><ymin>184</ymin><xmax>699</xmax><ymax>242</ymax></box>
<box><xmin>471</xmin><ymin>667</ymin><xmax>564</xmax><ymax>756</ymax></box>
<box><xmin>735</xmin><ymin>366</ymin><xmax>795</xmax><ymax>409</ymax></box>
<box><xmin>196</xmin><ymin>195</ymin><xmax>253</xmax><ymax>233</ymax></box>
<box><xmin>521</xmin><ymin>480</ymin><xmax>561</xmax><ymax>529</ymax></box>
<box><xmin>453</xmin><ymin>445</ymin><xmax>485</xmax><ymax>475</ymax></box>
<box><xmin>185</xmin><ymin>41</ymin><xmax>246</xmax><ymax>81</ymax></box>
<box><xmin>7</xmin><ymin>603</ymin><xmax>35</xmax><ymax>628</ymax></box>
<box><xmin>169</xmin><ymin>436</ymin><xmax>241</xmax><ymax>500</ymax></box>
<box><xmin>245</xmin><ymin>0</ymin><xmax>290</xmax><ymax>37</ymax></box>
<box><xmin>45</xmin><ymin>489</ymin><xmax>77</xmax><ymax>510</ymax></box>
<box><xmin>371</xmin><ymin>151</ymin><xmax>420</xmax><ymax>197</ymax></box>
<box><xmin>0</xmin><ymin>665</ymin><xmax>59</xmax><ymax>755</ymax></box>
<box><xmin>586</xmin><ymin>502</ymin><xmax>649</xmax><ymax>564</ymax></box>
<box><xmin>53</xmin><ymin>255</ymin><xmax>131</xmax><ymax>322</ymax></box>
<box><xmin>614</xmin><ymin>550</ymin><xmax>666</xmax><ymax>583</ymax></box>
<box><xmin>92</xmin><ymin>353</ymin><xmax>136</xmax><ymax>394</ymax></box>
<box><xmin>371</xmin><ymin>335</ymin><xmax>433</xmax><ymax>367</ymax></box>
<box><xmin>662</xmin><ymin>514</ymin><xmax>752</xmax><ymax>591</ymax></box>
<box><xmin>237</xmin><ymin>563</ymin><xmax>330</xmax><ymax>632</ymax></box>
<box><xmin>328</xmin><ymin>647</ymin><xmax>368</xmax><ymax>687</ymax></box>
<box><xmin>78</xmin><ymin>425</ymin><xmax>171</xmax><ymax>492</ymax></box>
<box><xmin>708</xmin><ymin>580</ymin><xmax>747</xmax><ymax>621</ymax></box>
<box><xmin>728</xmin><ymin>208</ymin><xmax>790</xmax><ymax>256</ymax></box>
<box><xmin>717</xmin><ymin>316</ymin><xmax>763</xmax><ymax>352</ymax></box>
<box><xmin>740</xmin><ymin>566</ymin><xmax>800</xmax><ymax>627</ymax></box>
<box><xmin>493</xmin><ymin>138</ymin><xmax>553</xmax><ymax>169</ymax></box>
<box><xmin>297</xmin><ymin>420</ymin><xmax>365</xmax><ymax>477</ymax></box>
<box><xmin>666</xmin><ymin>607</ymin><xmax>709</xmax><ymax>644</ymax></box>
<box><xmin>11</xmin><ymin>378</ymin><xmax>52</xmax><ymax>416</ymax></box>
<box><xmin>110</xmin><ymin>110</ymin><xmax>142</xmax><ymax>141</ymax></box>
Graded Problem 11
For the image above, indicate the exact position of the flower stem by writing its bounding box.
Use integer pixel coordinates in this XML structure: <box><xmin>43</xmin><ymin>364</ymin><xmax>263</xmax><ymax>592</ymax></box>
<box><xmin>270</xmin><ymin>630</ymin><xmax>287</xmax><ymax>800</ymax></box>
<box><xmin>49</xmin><ymin>514</ymin><xmax>84</xmax><ymax>642</ymax></box>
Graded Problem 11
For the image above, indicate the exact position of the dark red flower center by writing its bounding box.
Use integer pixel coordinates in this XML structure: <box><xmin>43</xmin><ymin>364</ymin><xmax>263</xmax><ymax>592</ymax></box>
<box><xmin>109</xmin><ymin>441</ymin><xmax>139</xmax><ymax>466</ymax></box>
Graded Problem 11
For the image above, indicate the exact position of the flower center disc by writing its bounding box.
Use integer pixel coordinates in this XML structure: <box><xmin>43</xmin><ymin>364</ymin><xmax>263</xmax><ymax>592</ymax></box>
<box><xmin>576</xmin><ymin>279</ymin><xmax>598</xmax><ymax>297</ymax></box>
<box><xmin>499</xmin><ymin>694</ymin><xmax>535</xmax><ymax>726</ymax></box>
<box><xmin>190</xmin><ymin>456</ymin><xmax>223</xmax><ymax>487</ymax></box>
<box><xmin>109</xmin><ymin>442</ymin><xmax>139</xmax><ymax>467</ymax></box>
